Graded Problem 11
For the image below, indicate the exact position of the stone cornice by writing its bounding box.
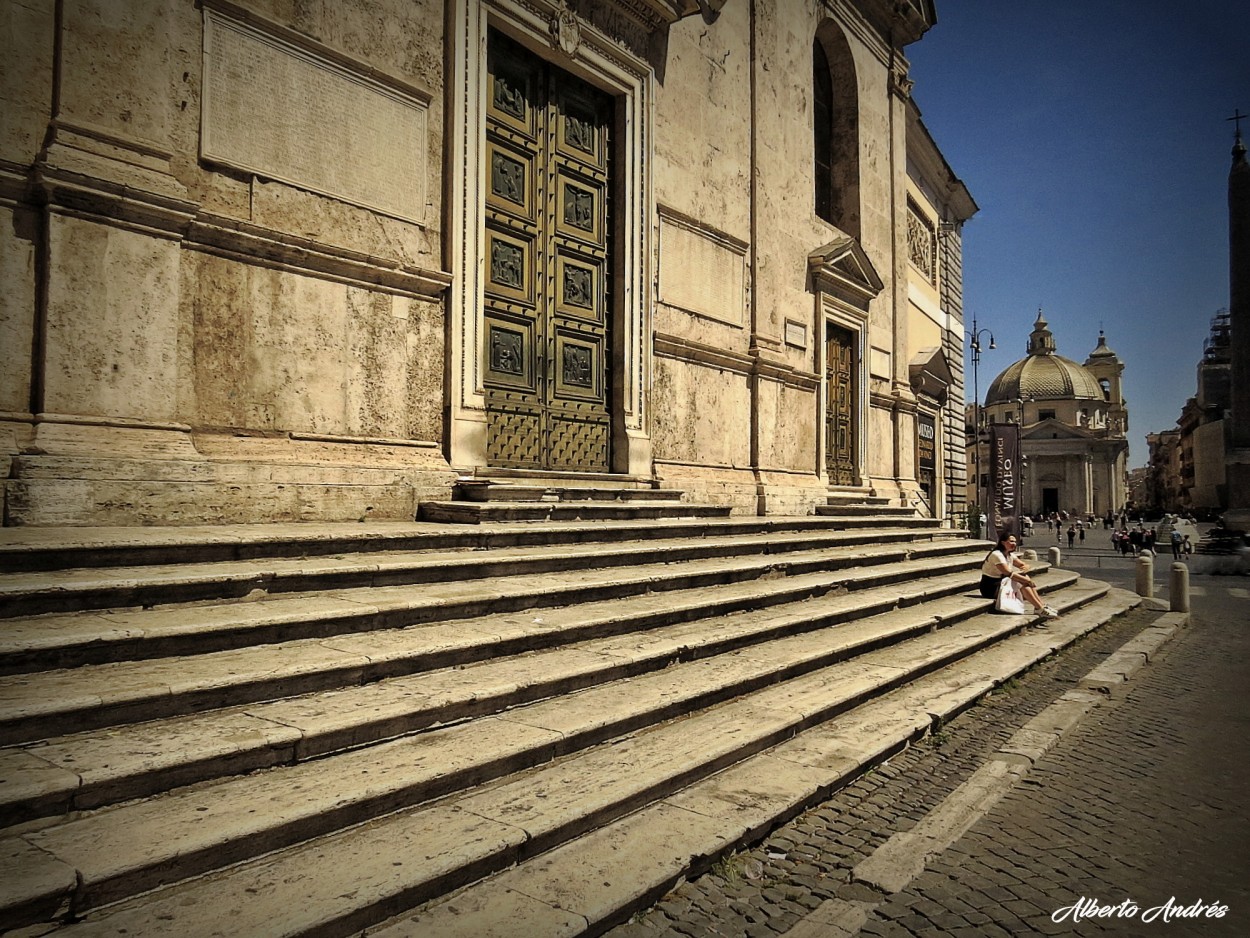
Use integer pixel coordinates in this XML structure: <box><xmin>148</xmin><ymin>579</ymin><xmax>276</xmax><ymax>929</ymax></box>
<box><xmin>19</xmin><ymin>143</ymin><xmax>452</xmax><ymax>297</ymax></box>
<box><xmin>654</xmin><ymin>333</ymin><xmax>820</xmax><ymax>390</ymax></box>
<box><xmin>187</xmin><ymin>213</ymin><xmax>453</xmax><ymax>298</ymax></box>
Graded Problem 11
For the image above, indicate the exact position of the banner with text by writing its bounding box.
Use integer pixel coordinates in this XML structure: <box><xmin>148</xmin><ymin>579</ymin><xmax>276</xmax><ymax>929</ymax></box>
<box><xmin>989</xmin><ymin>422</ymin><xmax>1022</xmax><ymax>545</ymax></box>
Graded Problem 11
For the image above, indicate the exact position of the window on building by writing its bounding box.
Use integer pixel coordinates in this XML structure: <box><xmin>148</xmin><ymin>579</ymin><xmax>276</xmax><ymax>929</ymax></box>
<box><xmin>812</xmin><ymin>28</ymin><xmax>859</xmax><ymax>236</ymax></box>
<box><xmin>813</xmin><ymin>40</ymin><xmax>834</xmax><ymax>224</ymax></box>
<box><xmin>1039</xmin><ymin>409</ymin><xmax>1056</xmax><ymax>421</ymax></box>
<box><xmin>1100</xmin><ymin>378</ymin><xmax>1111</xmax><ymax>401</ymax></box>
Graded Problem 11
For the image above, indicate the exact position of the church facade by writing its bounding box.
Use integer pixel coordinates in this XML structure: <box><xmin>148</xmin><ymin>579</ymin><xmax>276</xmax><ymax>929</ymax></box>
<box><xmin>972</xmin><ymin>313</ymin><xmax>1129</xmax><ymax>519</ymax></box>
<box><xmin>0</xmin><ymin>0</ymin><xmax>971</xmax><ymax>526</ymax></box>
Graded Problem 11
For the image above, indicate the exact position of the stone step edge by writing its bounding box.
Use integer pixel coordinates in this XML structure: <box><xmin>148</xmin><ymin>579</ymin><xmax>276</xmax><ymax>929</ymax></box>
<box><xmin>0</xmin><ymin>541</ymin><xmax>985</xmax><ymax>690</ymax></box>
<box><xmin>0</xmin><ymin>517</ymin><xmax>963</xmax><ymax>574</ymax></box>
<box><xmin>0</xmin><ymin>565</ymin><xmax>1017</xmax><ymax>825</ymax></box>
<box><xmin>373</xmin><ymin>587</ymin><xmax>1147</xmax><ymax>938</ymax></box>
<box><xmin>0</xmin><ymin>527</ymin><xmax>970</xmax><ymax>620</ymax></box>
<box><xmin>30</xmin><ymin>585</ymin><xmax>1127</xmax><ymax>936</ymax></box>
<box><xmin>454</xmin><ymin>483</ymin><xmax>684</xmax><ymax>503</ymax></box>
<box><xmin>417</xmin><ymin>501</ymin><xmax>733</xmax><ymax>523</ymax></box>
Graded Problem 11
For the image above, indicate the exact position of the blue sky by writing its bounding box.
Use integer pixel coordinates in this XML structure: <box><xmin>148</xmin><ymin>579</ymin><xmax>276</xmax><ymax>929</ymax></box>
<box><xmin>905</xmin><ymin>1</ymin><xmax>1250</xmax><ymax>467</ymax></box>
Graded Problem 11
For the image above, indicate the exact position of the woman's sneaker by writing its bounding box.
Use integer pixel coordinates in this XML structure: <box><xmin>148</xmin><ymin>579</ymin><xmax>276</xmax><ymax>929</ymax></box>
<box><xmin>1040</xmin><ymin>605</ymin><xmax>1059</xmax><ymax>618</ymax></box>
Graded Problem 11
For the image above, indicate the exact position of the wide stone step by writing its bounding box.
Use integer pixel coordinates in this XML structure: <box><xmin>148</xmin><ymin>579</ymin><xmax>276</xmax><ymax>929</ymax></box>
<box><xmin>0</xmin><ymin>517</ymin><xmax>948</xmax><ymax>573</ymax></box>
<box><xmin>418</xmin><ymin>499</ymin><xmax>732</xmax><ymax>524</ymax></box>
<box><xmin>0</xmin><ymin>526</ymin><xmax>973</xmax><ymax>636</ymax></box>
<box><xmin>816</xmin><ymin>505</ymin><xmax>919</xmax><ymax>517</ymax></box>
<box><xmin>17</xmin><ymin>581</ymin><xmax>1120</xmax><ymax>935</ymax></box>
<box><xmin>0</xmin><ymin>543</ymin><xmax>990</xmax><ymax>746</ymax></box>
<box><xmin>454</xmin><ymin>481</ymin><xmax>684</xmax><ymax>503</ymax></box>
<box><xmin>0</xmin><ymin>562</ymin><xmax>1030</xmax><ymax>825</ymax></box>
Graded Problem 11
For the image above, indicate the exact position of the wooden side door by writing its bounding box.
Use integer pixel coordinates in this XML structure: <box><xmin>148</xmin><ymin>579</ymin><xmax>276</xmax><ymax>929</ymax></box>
<box><xmin>825</xmin><ymin>323</ymin><xmax>856</xmax><ymax>485</ymax></box>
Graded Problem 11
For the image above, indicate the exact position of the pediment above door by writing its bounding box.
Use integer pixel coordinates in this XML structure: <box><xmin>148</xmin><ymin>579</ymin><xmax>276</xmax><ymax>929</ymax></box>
<box><xmin>808</xmin><ymin>236</ymin><xmax>885</xmax><ymax>311</ymax></box>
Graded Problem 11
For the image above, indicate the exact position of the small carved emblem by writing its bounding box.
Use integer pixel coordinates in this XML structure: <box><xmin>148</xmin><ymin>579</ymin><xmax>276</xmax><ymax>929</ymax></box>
<box><xmin>550</xmin><ymin>4</ymin><xmax>581</xmax><ymax>57</ymax></box>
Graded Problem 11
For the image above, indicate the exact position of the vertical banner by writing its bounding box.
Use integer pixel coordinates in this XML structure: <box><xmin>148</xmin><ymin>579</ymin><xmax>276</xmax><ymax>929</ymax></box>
<box><xmin>989</xmin><ymin>423</ymin><xmax>1021</xmax><ymax>544</ymax></box>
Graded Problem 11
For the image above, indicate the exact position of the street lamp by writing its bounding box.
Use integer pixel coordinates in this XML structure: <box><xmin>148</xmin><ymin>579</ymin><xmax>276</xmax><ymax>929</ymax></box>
<box><xmin>968</xmin><ymin>317</ymin><xmax>995</xmax><ymax>524</ymax></box>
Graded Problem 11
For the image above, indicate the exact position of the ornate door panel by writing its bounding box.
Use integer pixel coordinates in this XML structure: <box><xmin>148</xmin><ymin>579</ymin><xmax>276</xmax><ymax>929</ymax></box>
<box><xmin>484</xmin><ymin>32</ymin><xmax>612</xmax><ymax>471</ymax></box>
<box><xmin>825</xmin><ymin>324</ymin><xmax>856</xmax><ymax>485</ymax></box>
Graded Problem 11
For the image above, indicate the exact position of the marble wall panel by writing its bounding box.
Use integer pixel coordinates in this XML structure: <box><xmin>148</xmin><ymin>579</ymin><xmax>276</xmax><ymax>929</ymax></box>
<box><xmin>0</xmin><ymin>205</ymin><xmax>37</xmax><ymax>414</ymax></box>
<box><xmin>43</xmin><ymin>216</ymin><xmax>180</xmax><ymax>421</ymax></box>
<box><xmin>651</xmin><ymin>357</ymin><xmax>751</xmax><ymax>468</ymax></box>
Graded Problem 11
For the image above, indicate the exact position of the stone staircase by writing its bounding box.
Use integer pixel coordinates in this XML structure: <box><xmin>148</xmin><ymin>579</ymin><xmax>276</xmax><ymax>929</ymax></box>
<box><xmin>0</xmin><ymin>516</ymin><xmax>1143</xmax><ymax>936</ymax></box>
<box><xmin>418</xmin><ymin>471</ymin><xmax>731</xmax><ymax>524</ymax></box>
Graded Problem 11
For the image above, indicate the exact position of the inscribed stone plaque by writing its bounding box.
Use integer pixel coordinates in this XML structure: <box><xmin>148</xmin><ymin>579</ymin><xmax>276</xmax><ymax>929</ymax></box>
<box><xmin>658</xmin><ymin>216</ymin><xmax>745</xmax><ymax>326</ymax></box>
<box><xmin>202</xmin><ymin>10</ymin><xmax>427</xmax><ymax>223</ymax></box>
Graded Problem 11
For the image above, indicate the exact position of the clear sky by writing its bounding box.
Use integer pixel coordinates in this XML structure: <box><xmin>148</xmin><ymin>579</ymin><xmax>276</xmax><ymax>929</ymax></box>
<box><xmin>904</xmin><ymin>0</ymin><xmax>1250</xmax><ymax>468</ymax></box>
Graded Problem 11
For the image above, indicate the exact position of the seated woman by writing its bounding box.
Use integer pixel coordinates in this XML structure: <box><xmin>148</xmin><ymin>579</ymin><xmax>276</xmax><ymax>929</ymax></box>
<box><xmin>979</xmin><ymin>533</ymin><xmax>1057</xmax><ymax>618</ymax></box>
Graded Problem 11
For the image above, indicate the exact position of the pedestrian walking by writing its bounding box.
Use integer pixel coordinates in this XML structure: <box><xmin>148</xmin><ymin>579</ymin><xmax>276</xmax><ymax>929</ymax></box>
<box><xmin>1171</xmin><ymin>529</ymin><xmax>1183</xmax><ymax>560</ymax></box>
<box><xmin>1067</xmin><ymin>525</ymin><xmax>1076</xmax><ymax>549</ymax></box>
<box><xmin>1182</xmin><ymin>534</ymin><xmax>1193</xmax><ymax>560</ymax></box>
<box><xmin>1078</xmin><ymin>526</ymin><xmax>1085</xmax><ymax>547</ymax></box>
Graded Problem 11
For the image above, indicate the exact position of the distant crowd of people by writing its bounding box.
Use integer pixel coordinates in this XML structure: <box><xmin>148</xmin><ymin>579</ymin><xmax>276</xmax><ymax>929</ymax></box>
<box><xmin>1014</xmin><ymin>510</ymin><xmax>1195</xmax><ymax>561</ymax></box>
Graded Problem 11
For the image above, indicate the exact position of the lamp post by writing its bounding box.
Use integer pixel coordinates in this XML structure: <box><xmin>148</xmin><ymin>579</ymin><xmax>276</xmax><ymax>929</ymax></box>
<box><xmin>968</xmin><ymin>317</ymin><xmax>995</xmax><ymax>524</ymax></box>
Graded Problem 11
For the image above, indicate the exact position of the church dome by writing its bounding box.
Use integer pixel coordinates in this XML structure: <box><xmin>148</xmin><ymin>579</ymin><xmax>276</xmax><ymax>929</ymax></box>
<box><xmin>984</xmin><ymin>311</ymin><xmax>1106</xmax><ymax>404</ymax></box>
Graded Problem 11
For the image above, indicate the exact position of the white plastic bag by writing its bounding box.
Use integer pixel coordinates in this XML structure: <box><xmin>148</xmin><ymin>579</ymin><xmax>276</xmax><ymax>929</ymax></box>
<box><xmin>996</xmin><ymin>576</ymin><xmax>1027</xmax><ymax>614</ymax></box>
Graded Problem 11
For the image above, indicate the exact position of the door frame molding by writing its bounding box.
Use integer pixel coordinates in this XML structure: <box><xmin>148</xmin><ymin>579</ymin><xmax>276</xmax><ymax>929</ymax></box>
<box><xmin>447</xmin><ymin>0</ymin><xmax>654</xmax><ymax>474</ymax></box>
<box><xmin>809</xmin><ymin>238</ymin><xmax>881</xmax><ymax>487</ymax></box>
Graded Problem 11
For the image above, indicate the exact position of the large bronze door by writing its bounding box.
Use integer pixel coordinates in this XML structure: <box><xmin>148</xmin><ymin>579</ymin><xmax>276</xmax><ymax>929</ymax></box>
<box><xmin>825</xmin><ymin>323</ymin><xmax>856</xmax><ymax>484</ymax></box>
<box><xmin>483</xmin><ymin>31</ymin><xmax>613</xmax><ymax>471</ymax></box>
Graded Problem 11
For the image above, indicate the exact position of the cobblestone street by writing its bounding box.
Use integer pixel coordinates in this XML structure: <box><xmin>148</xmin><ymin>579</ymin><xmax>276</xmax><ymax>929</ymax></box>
<box><xmin>610</xmin><ymin>572</ymin><xmax>1250</xmax><ymax>938</ymax></box>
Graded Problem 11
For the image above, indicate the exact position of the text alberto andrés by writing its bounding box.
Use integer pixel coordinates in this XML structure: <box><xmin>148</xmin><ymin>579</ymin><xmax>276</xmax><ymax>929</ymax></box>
<box><xmin>1053</xmin><ymin>897</ymin><xmax>1228</xmax><ymax>925</ymax></box>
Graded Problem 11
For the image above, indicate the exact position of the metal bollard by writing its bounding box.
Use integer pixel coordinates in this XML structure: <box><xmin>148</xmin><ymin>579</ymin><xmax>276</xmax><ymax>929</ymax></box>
<box><xmin>1170</xmin><ymin>561</ymin><xmax>1190</xmax><ymax>612</ymax></box>
<box><xmin>1136</xmin><ymin>554</ymin><xmax>1154</xmax><ymax>598</ymax></box>
<box><xmin>1047</xmin><ymin>546</ymin><xmax>1061</xmax><ymax>567</ymax></box>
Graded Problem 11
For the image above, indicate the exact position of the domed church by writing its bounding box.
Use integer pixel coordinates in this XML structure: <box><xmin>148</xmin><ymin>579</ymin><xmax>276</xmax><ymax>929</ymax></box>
<box><xmin>975</xmin><ymin>311</ymin><xmax>1129</xmax><ymax>518</ymax></box>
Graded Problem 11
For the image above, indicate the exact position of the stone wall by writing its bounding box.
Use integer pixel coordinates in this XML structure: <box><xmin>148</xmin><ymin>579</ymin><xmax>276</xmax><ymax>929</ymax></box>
<box><xmin>1</xmin><ymin>0</ymin><xmax>455</xmax><ymax>524</ymax></box>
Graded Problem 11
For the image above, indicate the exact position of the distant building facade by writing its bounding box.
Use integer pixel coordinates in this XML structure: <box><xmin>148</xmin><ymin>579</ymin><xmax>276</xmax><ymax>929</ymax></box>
<box><xmin>969</xmin><ymin>312</ymin><xmax>1129</xmax><ymax>518</ymax></box>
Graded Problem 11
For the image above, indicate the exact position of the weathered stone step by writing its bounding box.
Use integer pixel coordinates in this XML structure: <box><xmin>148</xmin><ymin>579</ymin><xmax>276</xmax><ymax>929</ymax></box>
<box><xmin>0</xmin><ymin>525</ymin><xmax>967</xmax><ymax>620</ymax></box>
<box><xmin>0</xmin><ymin>530</ymin><xmax>975</xmax><ymax>675</ymax></box>
<box><xmin>815</xmin><ymin>505</ymin><xmax>918</xmax><ymax>517</ymax></box>
<box><xmin>0</xmin><ymin>563</ymin><xmax>1023</xmax><ymax>824</ymax></box>
<box><xmin>0</xmin><ymin>544</ymin><xmax>990</xmax><ymax>746</ymax></box>
<box><xmin>454</xmin><ymin>481</ymin><xmax>683</xmax><ymax>503</ymax></box>
<box><xmin>20</xmin><ymin>582</ymin><xmax>1118</xmax><ymax>935</ymax></box>
<box><xmin>417</xmin><ymin>499</ymin><xmax>732</xmax><ymax>524</ymax></box>
<box><xmin>0</xmin><ymin>517</ymin><xmax>956</xmax><ymax>573</ymax></box>
<box><xmin>378</xmin><ymin>589</ymin><xmax>1143</xmax><ymax>938</ymax></box>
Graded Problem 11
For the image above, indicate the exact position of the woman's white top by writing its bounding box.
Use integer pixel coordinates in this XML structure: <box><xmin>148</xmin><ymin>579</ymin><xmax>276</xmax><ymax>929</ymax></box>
<box><xmin>981</xmin><ymin>549</ymin><xmax>1014</xmax><ymax>577</ymax></box>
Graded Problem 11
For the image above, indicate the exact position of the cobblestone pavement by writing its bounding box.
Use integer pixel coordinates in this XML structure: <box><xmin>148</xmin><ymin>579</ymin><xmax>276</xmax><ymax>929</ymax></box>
<box><xmin>610</xmin><ymin>573</ymin><xmax>1250</xmax><ymax>938</ymax></box>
